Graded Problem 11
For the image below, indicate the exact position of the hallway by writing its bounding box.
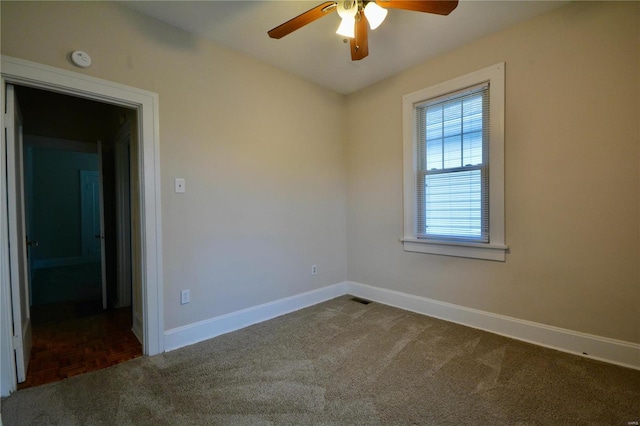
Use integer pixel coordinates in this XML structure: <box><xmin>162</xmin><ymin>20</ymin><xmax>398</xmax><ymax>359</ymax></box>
<box><xmin>30</xmin><ymin>263</ymin><xmax>102</xmax><ymax>305</ymax></box>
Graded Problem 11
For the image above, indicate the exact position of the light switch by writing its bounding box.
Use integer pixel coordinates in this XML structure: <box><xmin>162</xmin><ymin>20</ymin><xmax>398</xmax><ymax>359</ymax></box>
<box><xmin>175</xmin><ymin>178</ymin><xmax>186</xmax><ymax>193</ymax></box>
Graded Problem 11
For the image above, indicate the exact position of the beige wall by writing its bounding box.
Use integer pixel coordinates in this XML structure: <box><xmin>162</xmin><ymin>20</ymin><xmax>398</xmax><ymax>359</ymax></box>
<box><xmin>2</xmin><ymin>1</ymin><xmax>638</xmax><ymax>344</ymax></box>
<box><xmin>1</xmin><ymin>1</ymin><xmax>348</xmax><ymax>330</ymax></box>
<box><xmin>347</xmin><ymin>1</ymin><xmax>639</xmax><ymax>343</ymax></box>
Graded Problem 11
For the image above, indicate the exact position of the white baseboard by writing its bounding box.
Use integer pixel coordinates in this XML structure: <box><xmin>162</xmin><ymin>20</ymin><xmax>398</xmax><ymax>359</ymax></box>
<box><xmin>132</xmin><ymin>312</ymin><xmax>143</xmax><ymax>345</ymax></box>
<box><xmin>164</xmin><ymin>282</ymin><xmax>348</xmax><ymax>352</ymax></box>
<box><xmin>162</xmin><ymin>280</ymin><xmax>639</xmax><ymax>370</ymax></box>
<box><xmin>346</xmin><ymin>281</ymin><xmax>640</xmax><ymax>370</ymax></box>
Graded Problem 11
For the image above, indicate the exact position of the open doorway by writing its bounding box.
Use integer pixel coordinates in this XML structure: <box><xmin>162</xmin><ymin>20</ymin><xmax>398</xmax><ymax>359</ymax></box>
<box><xmin>14</xmin><ymin>85</ymin><xmax>142</xmax><ymax>388</ymax></box>
<box><xmin>1</xmin><ymin>57</ymin><xmax>164</xmax><ymax>397</ymax></box>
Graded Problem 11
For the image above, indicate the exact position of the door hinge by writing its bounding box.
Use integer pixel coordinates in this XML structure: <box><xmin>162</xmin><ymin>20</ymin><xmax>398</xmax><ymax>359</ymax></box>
<box><xmin>12</xmin><ymin>335</ymin><xmax>22</xmax><ymax>349</ymax></box>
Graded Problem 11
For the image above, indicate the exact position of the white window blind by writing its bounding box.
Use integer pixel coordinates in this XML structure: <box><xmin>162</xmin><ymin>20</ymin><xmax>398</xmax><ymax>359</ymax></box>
<box><xmin>416</xmin><ymin>83</ymin><xmax>489</xmax><ymax>242</ymax></box>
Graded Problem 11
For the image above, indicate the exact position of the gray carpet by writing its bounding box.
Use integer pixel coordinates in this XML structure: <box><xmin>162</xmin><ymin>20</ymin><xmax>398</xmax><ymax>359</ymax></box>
<box><xmin>2</xmin><ymin>296</ymin><xmax>639</xmax><ymax>425</ymax></box>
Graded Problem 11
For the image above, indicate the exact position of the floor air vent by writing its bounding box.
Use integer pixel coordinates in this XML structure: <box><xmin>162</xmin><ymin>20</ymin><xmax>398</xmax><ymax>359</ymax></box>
<box><xmin>350</xmin><ymin>297</ymin><xmax>372</xmax><ymax>305</ymax></box>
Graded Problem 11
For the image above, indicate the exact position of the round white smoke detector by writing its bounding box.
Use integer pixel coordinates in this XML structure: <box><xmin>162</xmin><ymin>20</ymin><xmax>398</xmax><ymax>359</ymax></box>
<box><xmin>71</xmin><ymin>51</ymin><xmax>92</xmax><ymax>68</ymax></box>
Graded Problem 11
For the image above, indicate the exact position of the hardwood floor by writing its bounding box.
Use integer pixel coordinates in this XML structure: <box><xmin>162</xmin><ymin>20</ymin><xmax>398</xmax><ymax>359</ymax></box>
<box><xmin>19</xmin><ymin>302</ymin><xmax>142</xmax><ymax>389</ymax></box>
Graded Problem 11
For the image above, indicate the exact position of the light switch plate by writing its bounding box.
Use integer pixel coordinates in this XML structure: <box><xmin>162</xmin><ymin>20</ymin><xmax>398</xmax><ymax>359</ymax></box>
<box><xmin>175</xmin><ymin>178</ymin><xmax>186</xmax><ymax>193</ymax></box>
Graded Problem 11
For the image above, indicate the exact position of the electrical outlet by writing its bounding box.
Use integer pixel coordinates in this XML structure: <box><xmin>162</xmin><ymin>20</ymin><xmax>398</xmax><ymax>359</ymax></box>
<box><xmin>181</xmin><ymin>289</ymin><xmax>190</xmax><ymax>305</ymax></box>
<box><xmin>175</xmin><ymin>178</ymin><xmax>186</xmax><ymax>193</ymax></box>
<box><xmin>311</xmin><ymin>265</ymin><xmax>318</xmax><ymax>275</ymax></box>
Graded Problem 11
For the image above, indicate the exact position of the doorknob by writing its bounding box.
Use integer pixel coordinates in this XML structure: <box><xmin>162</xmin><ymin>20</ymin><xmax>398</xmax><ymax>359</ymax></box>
<box><xmin>95</xmin><ymin>234</ymin><xmax>103</xmax><ymax>239</ymax></box>
<box><xmin>26</xmin><ymin>239</ymin><xmax>39</xmax><ymax>247</ymax></box>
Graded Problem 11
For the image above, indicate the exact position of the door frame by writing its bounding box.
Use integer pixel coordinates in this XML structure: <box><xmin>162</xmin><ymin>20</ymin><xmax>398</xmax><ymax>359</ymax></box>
<box><xmin>0</xmin><ymin>56</ymin><xmax>164</xmax><ymax>396</ymax></box>
<box><xmin>5</xmin><ymin>84</ymin><xmax>32</xmax><ymax>384</ymax></box>
<box><xmin>114</xmin><ymin>122</ymin><xmax>133</xmax><ymax>310</ymax></box>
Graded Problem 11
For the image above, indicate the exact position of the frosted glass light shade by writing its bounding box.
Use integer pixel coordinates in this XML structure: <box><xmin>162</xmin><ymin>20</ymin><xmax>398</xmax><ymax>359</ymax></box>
<box><xmin>336</xmin><ymin>17</ymin><xmax>355</xmax><ymax>38</ymax></box>
<box><xmin>364</xmin><ymin>2</ymin><xmax>388</xmax><ymax>30</ymax></box>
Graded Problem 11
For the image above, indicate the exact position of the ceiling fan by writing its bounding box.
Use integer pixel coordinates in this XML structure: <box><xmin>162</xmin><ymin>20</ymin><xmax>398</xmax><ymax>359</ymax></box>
<box><xmin>268</xmin><ymin>0</ymin><xmax>459</xmax><ymax>61</ymax></box>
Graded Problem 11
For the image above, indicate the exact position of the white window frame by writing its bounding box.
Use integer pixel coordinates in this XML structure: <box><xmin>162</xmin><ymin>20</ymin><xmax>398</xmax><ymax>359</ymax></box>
<box><xmin>402</xmin><ymin>63</ymin><xmax>507</xmax><ymax>261</ymax></box>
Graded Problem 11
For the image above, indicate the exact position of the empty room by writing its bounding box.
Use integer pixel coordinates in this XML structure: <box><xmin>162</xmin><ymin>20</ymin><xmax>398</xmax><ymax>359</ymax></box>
<box><xmin>1</xmin><ymin>1</ymin><xmax>638</xmax><ymax>424</ymax></box>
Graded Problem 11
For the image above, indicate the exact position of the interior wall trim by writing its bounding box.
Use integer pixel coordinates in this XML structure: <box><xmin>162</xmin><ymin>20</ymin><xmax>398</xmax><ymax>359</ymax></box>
<box><xmin>163</xmin><ymin>282</ymin><xmax>348</xmax><ymax>352</ymax></box>
<box><xmin>132</xmin><ymin>312</ymin><xmax>143</xmax><ymax>345</ymax></box>
<box><xmin>346</xmin><ymin>281</ymin><xmax>640</xmax><ymax>371</ymax></box>
<box><xmin>164</xmin><ymin>280</ymin><xmax>639</xmax><ymax>371</ymax></box>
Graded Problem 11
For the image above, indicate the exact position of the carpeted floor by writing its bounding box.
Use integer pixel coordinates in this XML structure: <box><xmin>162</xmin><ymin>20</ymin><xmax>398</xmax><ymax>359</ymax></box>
<box><xmin>2</xmin><ymin>296</ymin><xmax>639</xmax><ymax>425</ymax></box>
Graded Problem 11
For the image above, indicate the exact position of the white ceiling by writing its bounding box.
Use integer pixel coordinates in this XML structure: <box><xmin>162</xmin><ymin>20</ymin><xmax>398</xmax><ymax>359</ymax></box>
<box><xmin>122</xmin><ymin>1</ymin><xmax>568</xmax><ymax>94</ymax></box>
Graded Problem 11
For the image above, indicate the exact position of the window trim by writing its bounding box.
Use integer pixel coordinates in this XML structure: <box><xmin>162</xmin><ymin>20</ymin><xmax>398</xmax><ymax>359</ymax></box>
<box><xmin>402</xmin><ymin>63</ymin><xmax>507</xmax><ymax>261</ymax></box>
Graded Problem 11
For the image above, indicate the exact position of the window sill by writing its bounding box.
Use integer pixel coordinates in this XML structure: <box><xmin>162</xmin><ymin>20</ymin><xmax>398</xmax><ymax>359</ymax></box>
<box><xmin>401</xmin><ymin>238</ymin><xmax>508</xmax><ymax>261</ymax></box>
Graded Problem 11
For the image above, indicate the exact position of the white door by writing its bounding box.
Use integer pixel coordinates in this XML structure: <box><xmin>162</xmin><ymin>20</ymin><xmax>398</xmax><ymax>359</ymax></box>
<box><xmin>80</xmin><ymin>170</ymin><xmax>102</xmax><ymax>261</ymax></box>
<box><xmin>24</xmin><ymin>146</ymin><xmax>36</xmax><ymax>307</ymax></box>
<box><xmin>5</xmin><ymin>84</ymin><xmax>32</xmax><ymax>383</ymax></box>
<box><xmin>80</xmin><ymin>166</ymin><xmax>106</xmax><ymax>309</ymax></box>
<box><xmin>115</xmin><ymin>123</ymin><xmax>132</xmax><ymax>308</ymax></box>
<box><xmin>97</xmin><ymin>142</ymin><xmax>107</xmax><ymax>310</ymax></box>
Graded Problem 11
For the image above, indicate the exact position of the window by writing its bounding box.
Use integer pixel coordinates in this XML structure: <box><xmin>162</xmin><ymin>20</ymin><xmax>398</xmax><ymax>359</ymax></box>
<box><xmin>402</xmin><ymin>63</ymin><xmax>507</xmax><ymax>261</ymax></box>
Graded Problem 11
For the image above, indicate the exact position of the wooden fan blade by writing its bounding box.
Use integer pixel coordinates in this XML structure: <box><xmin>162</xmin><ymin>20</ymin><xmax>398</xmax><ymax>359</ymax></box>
<box><xmin>375</xmin><ymin>0</ymin><xmax>458</xmax><ymax>16</ymax></box>
<box><xmin>350</xmin><ymin>13</ymin><xmax>369</xmax><ymax>60</ymax></box>
<box><xmin>268</xmin><ymin>1</ymin><xmax>337</xmax><ymax>39</ymax></box>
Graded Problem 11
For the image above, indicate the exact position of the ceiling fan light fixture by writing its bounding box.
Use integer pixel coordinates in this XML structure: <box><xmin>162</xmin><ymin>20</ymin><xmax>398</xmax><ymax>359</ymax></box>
<box><xmin>364</xmin><ymin>2</ymin><xmax>387</xmax><ymax>30</ymax></box>
<box><xmin>336</xmin><ymin>0</ymin><xmax>357</xmax><ymax>38</ymax></box>
<box><xmin>336</xmin><ymin>16</ymin><xmax>355</xmax><ymax>38</ymax></box>
<box><xmin>267</xmin><ymin>0</ymin><xmax>459</xmax><ymax>61</ymax></box>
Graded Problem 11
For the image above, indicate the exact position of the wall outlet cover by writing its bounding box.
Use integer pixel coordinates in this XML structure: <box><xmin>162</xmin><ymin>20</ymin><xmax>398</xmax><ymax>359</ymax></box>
<box><xmin>181</xmin><ymin>289</ymin><xmax>190</xmax><ymax>305</ymax></box>
<box><xmin>175</xmin><ymin>178</ymin><xmax>186</xmax><ymax>193</ymax></box>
